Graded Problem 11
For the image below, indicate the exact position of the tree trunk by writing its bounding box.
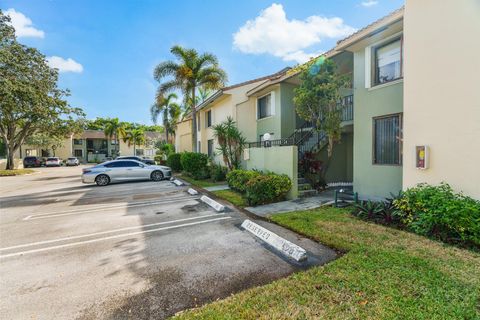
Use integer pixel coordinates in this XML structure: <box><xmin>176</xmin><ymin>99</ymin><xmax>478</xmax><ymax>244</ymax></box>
<box><xmin>164</xmin><ymin>110</ymin><xmax>169</xmax><ymax>143</ymax></box>
<box><xmin>6</xmin><ymin>147</ymin><xmax>15</xmax><ymax>170</ymax></box>
<box><xmin>133</xmin><ymin>142</ymin><xmax>136</xmax><ymax>156</ymax></box>
<box><xmin>191</xmin><ymin>86</ymin><xmax>197</xmax><ymax>152</ymax></box>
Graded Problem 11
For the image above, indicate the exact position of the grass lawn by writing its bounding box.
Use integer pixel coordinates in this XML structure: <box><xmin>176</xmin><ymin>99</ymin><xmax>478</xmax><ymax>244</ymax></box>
<box><xmin>177</xmin><ymin>174</ymin><xmax>226</xmax><ymax>188</ymax></box>
<box><xmin>212</xmin><ymin>189</ymin><xmax>247</xmax><ymax>207</ymax></box>
<box><xmin>0</xmin><ymin>169</ymin><xmax>36</xmax><ymax>176</ymax></box>
<box><xmin>174</xmin><ymin>207</ymin><xmax>480</xmax><ymax>319</ymax></box>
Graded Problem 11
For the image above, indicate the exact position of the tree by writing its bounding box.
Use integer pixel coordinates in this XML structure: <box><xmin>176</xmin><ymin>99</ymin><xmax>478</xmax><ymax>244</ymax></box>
<box><xmin>293</xmin><ymin>57</ymin><xmax>349</xmax><ymax>183</ymax></box>
<box><xmin>122</xmin><ymin>129</ymin><xmax>145</xmax><ymax>155</ymax></box>
<box><xmin>0</xmin><ymin>11</ymin><xmax>84</xmax><ymax>169</ymax></box>
<box><xmin>153</xmin><ymin>45</ymin><xmax>227</xmax><ymax>152</ymax></box>
<box><xmin>150</xmin><ymin>92</ymin><xmax>179</xmax><ymax>143</ymax></box>
<box><xmin>103</xmin><ymin>118</ymin><xmax>125</xmax><ymax>158</ymax></box>
<box><xmin>212</xmin><ymin>117</ymin><xmax>246</xmax><ymax>170</ymax></box>
<box><xmin>26</xmin><ymin>133</ymin><xmax>64</xmax><ymax>156</ymax></box>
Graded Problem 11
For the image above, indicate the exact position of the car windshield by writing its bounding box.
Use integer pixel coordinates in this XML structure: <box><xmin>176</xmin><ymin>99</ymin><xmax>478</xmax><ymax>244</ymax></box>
<box><xmin>68</xmin><ymin>158</ymin><xmax>76</xmax><ymax>160</ymax></box>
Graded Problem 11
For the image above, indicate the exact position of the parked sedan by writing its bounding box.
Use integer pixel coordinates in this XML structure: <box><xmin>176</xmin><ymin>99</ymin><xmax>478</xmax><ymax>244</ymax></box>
<box><xmin>81</xmin><ymin>159</ymin><xmax>171</xmax><ymax>186</ymax></box>
<box><xmin>23</xmin><ymin>156</ymin><xmax>42</xmax><ymax>168</ymax></box>
<box><xmin>116</xmin><ymin>156</ymin><xmax>156</xmax><ymax>165</ymax></box>
<box><xmin>66</xmin><ymin>157</ymin><xmax>80</xmax><ymax>166</ymax></box>
<box><xmin>45</xmin><ymin>157</ymin><xmax>61</xmax><ymax>167</ymax></box>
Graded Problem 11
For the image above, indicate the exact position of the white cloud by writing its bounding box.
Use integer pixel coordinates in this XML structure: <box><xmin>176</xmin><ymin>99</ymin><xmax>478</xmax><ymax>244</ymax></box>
<box><xmin>361</xmin><ymin>1</ymin><xmax>379</xmax><ymax>7</ymax></box>
<box><xmin>233</xmin><ymin>3</ymin><xmax>355</xmax><ymax>63</ymax></box>
<box><xmin>47</xmin><ymin>56</ymin><xmax>83</xmax><ymax>73</ymax></box>
<box><xmin>5</xmin><ymin>8</ymin><xmax>45</xmax><ymax>38</ymax></box>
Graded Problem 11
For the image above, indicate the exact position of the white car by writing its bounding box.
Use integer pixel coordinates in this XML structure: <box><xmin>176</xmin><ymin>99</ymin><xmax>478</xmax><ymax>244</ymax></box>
<box><xmin>66</xmin><ymin>157</ymin><xmax>80</xmax><ymax>166</ymax></box>
<box><xmin>45</xmin><ymin>157</ymin><xmax>61</xmax><ymax>167</ymax></box>
<box><xmin>82</xmin><ymin>159</ymin><xmax>172</xmax><ymax>186</ymax></box>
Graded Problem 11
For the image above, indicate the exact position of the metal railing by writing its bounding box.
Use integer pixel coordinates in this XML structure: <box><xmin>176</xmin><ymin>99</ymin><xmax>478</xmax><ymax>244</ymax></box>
<box><xmin>340</xmin><ymin>94</ymin><xmax>353</xmax><ymax>121</ymax></box>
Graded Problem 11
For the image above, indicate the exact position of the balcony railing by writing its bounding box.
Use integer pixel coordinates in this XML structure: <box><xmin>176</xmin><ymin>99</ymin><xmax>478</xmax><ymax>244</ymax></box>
<box><xmin>340</xmin><ymin>94</ymin><xmax>353</xmax><ymax>122</ymax></box>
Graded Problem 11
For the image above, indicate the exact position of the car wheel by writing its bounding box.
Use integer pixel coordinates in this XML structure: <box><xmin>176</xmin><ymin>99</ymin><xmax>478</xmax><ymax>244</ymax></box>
<box><xmin>150</xmin><ymin>170</ymin><xmax>164</xmax><ymax>181</ymax></box>
<box><xmin>95</xmin><ymin>174</ymin><xmax>110</xmax><ymax>186</ymax></box>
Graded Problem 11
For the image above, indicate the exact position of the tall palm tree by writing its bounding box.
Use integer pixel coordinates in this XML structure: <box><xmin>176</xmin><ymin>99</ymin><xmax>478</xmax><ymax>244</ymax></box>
<box><xmin>104</xmin><ymin>118</ymin><xmax>125</xmax><ymax>158</ymax></box>
<box><xmin>150</xmin><ymin>92</ymin><xmax>179</xmax><ymax>143</ymax></box>
<box><xmin>122</xmin><ymin>128</ymin><xmax>145</xmax><ymax>155</ymax></box>
<box><xmin>167</xmin><ymin>103</ymin><xmax>181</xmax><ymax>141</ymax></box>
<box><xmin>153</xmin><ymin>45</ymin><xmax>227</xmax><ymax>152</ymax></box>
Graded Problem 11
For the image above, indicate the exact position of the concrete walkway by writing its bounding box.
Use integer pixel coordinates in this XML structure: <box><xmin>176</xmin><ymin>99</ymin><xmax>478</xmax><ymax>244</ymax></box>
<box><xmin>204</xmin><ymin>185</ymin><xmax>230</xmax><ymax>192</ymax></box>
<box><xmin>245</xmin><ymin>191</ymin><xmax>336</xmax><ymax>218</ymax></box>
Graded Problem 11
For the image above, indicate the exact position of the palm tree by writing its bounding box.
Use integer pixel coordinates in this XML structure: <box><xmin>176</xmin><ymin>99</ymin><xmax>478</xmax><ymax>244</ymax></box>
<box><xmin>104</xmin><ymin>118</ymin><xmax>125</xmax><ymax>158</ymax></box>
<box><xmin>166</xmin><ymin>103</ymin><xmax>181</xmax><ymax>141</ymax></box>
<box><xmin>153</xmin><ymin>45</ymin><xmax>227</xmax><ymax>152</ymax></box>
<box><xmin>150</xmin><ymin>92</ymin><xmax>179</xmax><ymax>143</ymax></box>
<box><xmin>122</xmin><ymin>128</ymin><xmax>145</xmax><ymax>155</ymax></box>
<box><xmin>212</xmin><ymin>117</ymin><xmax>246</xmax><ymax>170</ymax></box>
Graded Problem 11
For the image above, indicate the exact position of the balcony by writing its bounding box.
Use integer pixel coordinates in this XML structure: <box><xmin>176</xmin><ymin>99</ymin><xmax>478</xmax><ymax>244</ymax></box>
<box><xmin>339</xmin><ymin>94</ymin><xmax>353</xmax><ymax>122</ymax></box>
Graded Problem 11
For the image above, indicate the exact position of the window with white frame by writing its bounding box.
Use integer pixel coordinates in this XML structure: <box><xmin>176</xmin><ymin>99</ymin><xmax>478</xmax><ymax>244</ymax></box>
<box><xmin>374</xmin><ymin>38</ymin><xmax>403</xmax><ymax>85</ymax></box>
<box><xmin>207</xmin><ymin>139</ymin><xmax>214</xmax><ymax>157</ymax></box>
<box><xmin>257</xmin><ymin>93</ymin><xmax>272</xmax><ymax>119</ymax></box>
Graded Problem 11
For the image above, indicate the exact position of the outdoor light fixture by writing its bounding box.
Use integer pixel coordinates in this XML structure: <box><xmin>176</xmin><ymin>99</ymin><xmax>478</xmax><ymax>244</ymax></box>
<box><xmin>263</xmin><ymin>133</ymin><xmax>272</xmax><ymax>147</ymax></box>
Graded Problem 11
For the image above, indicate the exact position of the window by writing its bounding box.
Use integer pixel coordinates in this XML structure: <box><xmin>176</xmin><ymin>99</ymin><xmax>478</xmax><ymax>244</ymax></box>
<box><xmin>111</xmin><ymin>139</ymin><xmax>117</xmax><ymax>145</ymax></box>
<box><xmin>74</xmin><ymin>149</ymin><xmax>83</xmax><ymax>157</ymax></box>
<box><xmin>207</xmin><ymin>139</ymin><xmax>214</xmax><ymax>157</ymax></box>
<box><xmin>125</xmin><ymin>161</ymin><xmax>141</xmax><ymax>167</ymax></box>
<box><xmin>374</xmin><ymin>38</ymin><xmax>403</xmax><ymax>85</ymax></box>
<box><xmin>135</xmin><ymin>149</ymin><xmax>144</xmax><ymax>156</ymax></box>
<box><xmin>197</xmin><ymin>114</ymin><xmax>201</xmax><ymax>131</ymax></box>
<box><xmin>73</xmin><ymin>139</ymin><xmax>83</xmax><ymax>145</ymax></box>
<box><xmin>257</xmin><ymin>94</ymin><xmax>272</xmax><ymax>119</ymax></box>
<box><xmin>373</xmin><ymin>114</ymin><xmax>402</xmax><ymax>165</ymax></box>
<box><xmin>197</xmin><ymin>141</ymin><xmax>201</xmax><ymax>153</ymax></box>
<box><xmin>206</xmin><ymin>110</ymin><xmax>212</xmax><ymax>128</ymax></box>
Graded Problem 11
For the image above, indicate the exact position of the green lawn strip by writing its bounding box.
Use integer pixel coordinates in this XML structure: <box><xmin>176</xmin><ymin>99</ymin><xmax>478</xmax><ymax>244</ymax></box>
<box><xmin>0</xmin><ymin>169</ymin><xmax>36</xmax><ymax>176</ymax></box>
<box><xmin>173</xmin><ymin>207</ymin><xmax>480</xmax><ymax>319</ymax></box>
<box><xmin>176</xmin><ymin>174</ymin><xmax>225</xmax><ymax>188</ymax></box>
<box><xmin>212</xmin><ymin>189</ymin><xmax>247</xmax><ymax>208</ymax></box>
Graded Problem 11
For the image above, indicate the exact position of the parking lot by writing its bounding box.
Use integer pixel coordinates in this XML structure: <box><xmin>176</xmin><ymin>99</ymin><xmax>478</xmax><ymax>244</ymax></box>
<box><xmin>0</xmin><ymin>166</ymin><xmax>336</xmax><ymax>319</ymax></box>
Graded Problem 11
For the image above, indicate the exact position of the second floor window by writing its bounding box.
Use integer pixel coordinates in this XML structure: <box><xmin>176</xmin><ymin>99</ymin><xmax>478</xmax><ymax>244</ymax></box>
<box><xmin>257</xmin><ymin>93</ymin><xmax>272</xmax><ymax>119</ymax></box>
<box><xmin>73</xmin><ymin>139</ymin><xmax>83</xmax><ymax>145</ymax></box>
<box><xmin>206</xmin><ymin>110</ymin><xmax>212</xmax><ymax>128</ymax></box>
<box><xmin>374</xmin><ymin>37</ymin><xmax>403</xmax><ymax>85</ymax></box>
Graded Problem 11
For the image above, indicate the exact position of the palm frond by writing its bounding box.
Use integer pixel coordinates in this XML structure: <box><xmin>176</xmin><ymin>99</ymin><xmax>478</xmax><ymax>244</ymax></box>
<box><xmin>153</xmin><ymin>61</ymin><xmax>179</xmax><ymax>82</ymax></box>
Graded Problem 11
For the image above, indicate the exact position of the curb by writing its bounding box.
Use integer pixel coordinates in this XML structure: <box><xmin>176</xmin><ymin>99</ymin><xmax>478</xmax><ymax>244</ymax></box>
<box><xmin>200</xmin><ymin>195</ymin><xmax>225</xmax><ymax>212</ymax></box>
<box><xmin>241</xmin><ymin>219</ymin><xmax>308</xmax><ymax>262</ymax></box>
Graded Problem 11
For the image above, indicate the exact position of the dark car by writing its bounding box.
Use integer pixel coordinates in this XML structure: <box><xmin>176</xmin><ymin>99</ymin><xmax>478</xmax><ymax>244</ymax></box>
<box><xmin>116</xmin><ymin>156</ymin><xmax>156</xmax><ymax>165</ymax></box>
<box><xmin>23</xmin><ymin>156</ymin><xmax>42</xmax><ymax>168</ymax></box>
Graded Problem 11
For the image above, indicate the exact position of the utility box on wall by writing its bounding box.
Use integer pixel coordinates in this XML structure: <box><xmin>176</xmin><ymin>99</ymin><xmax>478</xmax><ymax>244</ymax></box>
<box><xmin>415</xmin><ymin>145</ymin><xmax>429</xmax><ymax>170</ymax></box>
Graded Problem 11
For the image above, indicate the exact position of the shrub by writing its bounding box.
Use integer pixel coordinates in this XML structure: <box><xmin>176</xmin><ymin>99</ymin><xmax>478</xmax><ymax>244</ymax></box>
<box><xmin>245</xmin><ymin>173</ymin><xmax>292</xmax><ymax>206</ymax></box>
<box><xmin>226</xmin><ymin>169</ymin><xmax>261</xmax><ymax>193</ymax></box>
<box><xmin>394</xmin><ymin>183</ymin><xmax>480</xmax><ymax>247</ymax></box>
<box><xmin>154</xmin><ymin>155</ymin><xmax>163</xmax><ymax>164</ymax></box>
<box><xmin>209</xmin><ymin>162</ymin><xmax>227</xmax><ymax>182</ymax></box>
<box><xmin>167</xmin><ymin>153</ymin><xmax>182</xmax><ymax>172</ymax></box>
<box><xmin>180</xmin><ymin>152</ymin><xmax>209</xmax><ymax>180</ymax></box>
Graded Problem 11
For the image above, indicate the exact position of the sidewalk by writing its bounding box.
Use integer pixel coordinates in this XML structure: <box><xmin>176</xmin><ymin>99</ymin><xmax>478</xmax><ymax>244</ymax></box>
<box><xmin>245</xmin><ymin>191</ymin><xmax>336</xmax><ymax>218</ymax></box>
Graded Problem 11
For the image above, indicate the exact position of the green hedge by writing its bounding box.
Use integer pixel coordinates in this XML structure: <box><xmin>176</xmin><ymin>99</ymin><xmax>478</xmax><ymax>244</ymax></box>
<box><xmin>180</xmin><ymin>152</ymin><xmax>209</xmax><ymax>180</ymax></box>
<box><xmin>226</xmin><ymin>169</ymin><xmax>291</xmax><ymax>206</ymax></box>
<box><xmin>245</xmin><ymin>173</ymin><xmax>292</xmax><ymax>206</ymax></box>
<box><xmin>209</xmin><ymin>162</ymin><xmax>228</xmax><ymax>182</ymax></box>
<box><xmin>393</xmin><ymin>183</ymin><xmax>480</xmax><ymax>247</ymax></box>
<box><xmin>167</xmin><ymin>153</ymin><xmax>182</xmax><ymax>172</ymax></box>
<box><xmin>226</xmin><ymin>169</ymin><xmax>261</xmax><ymax>193</ymax></box>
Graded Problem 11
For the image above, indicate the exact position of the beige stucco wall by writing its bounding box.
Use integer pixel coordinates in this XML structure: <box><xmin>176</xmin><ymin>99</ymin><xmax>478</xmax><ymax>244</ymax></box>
<box><xmin>403</xmin><ymin>0</ymin><xmax>480</xmax><ymax>199</ymax></box>
<box><xmin>245</xmin><ymin>145</ymin><xmax>298</xmax><ymax>199</ymax></box>
<box><xmin>175</xmin><ymin>119</ymin><xmax>192</xmax><ymax>153</ymax></box>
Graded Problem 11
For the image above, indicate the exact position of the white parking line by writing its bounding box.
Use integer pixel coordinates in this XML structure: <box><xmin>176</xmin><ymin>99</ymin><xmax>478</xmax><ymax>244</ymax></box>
<box><xmin>0</xmin><ymin>216</ymin><xmax>231</xmax><ymax>259</ymax></box>
<box><xmin>23</xmin><ymin>195</ymin><xmax>198</xmax><ymax>220</ymax></box>
<box><xmin>3</xmin><ymin>213</ymin><xmax>223</xmax><ymax>251</ymax></box>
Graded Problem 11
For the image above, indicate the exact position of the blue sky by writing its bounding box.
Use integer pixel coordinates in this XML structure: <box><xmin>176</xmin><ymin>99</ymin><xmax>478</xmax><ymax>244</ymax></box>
<box><xmin>2</xmin><ymin>0</ymin><xmax>403</xmax><ymax>124</ymax></box>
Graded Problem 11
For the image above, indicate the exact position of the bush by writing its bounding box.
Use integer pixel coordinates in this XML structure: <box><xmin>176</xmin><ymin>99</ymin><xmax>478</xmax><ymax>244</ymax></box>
<box><xmin>154</xmin><ymin>155</ymin><xmax>163</xmax><ymax>163</ymax></box>
<box><xmin>167</xmin><ymin>153</ymin><xmax>182</xmax><ymax>172</ymax></box>
<box><xmin>393</xmin><ymin>183</ymin><xmax>480</xmax><ymax>247</ymax></box>
<box><xmin>226</xmin><ymin>169</ymin><xmax>261</xmax><ymax>193</ymax></box>
<box><xmin>180</xmin><ymin>152</ymin><xmax>209</xmax><ymax>180</ymax></box>
<box><xmin>245</xmin><ymin>173</ymin><xmax>292</xmax><ymax>206</ymax></box>
<box><xmin>209</xmin><ymin>162</ymin><xmax>227</xmax><ymax>182</ymax></box>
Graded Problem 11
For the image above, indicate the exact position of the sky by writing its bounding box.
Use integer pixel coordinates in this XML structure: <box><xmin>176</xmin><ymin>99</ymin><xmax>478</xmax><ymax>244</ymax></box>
<box><xmin>1</xmin><ymin>0</ymin><xmax>404</xmax><ymax>125</ymax></box>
